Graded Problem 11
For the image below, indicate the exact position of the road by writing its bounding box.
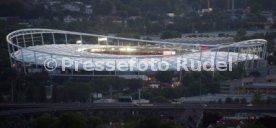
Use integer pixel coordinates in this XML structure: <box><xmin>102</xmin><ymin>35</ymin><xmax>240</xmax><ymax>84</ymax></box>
<box><xmin>1</xmin><ymin>103</ymin><xmax>276</xmax><ymax>117</ymax></box>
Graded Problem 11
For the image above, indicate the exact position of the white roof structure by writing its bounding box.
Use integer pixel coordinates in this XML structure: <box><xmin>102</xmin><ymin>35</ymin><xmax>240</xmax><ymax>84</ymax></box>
<box><xmin>6</xmin><ymin>29</ymin><xmax>267</xmax><ymax>75</ymax></box>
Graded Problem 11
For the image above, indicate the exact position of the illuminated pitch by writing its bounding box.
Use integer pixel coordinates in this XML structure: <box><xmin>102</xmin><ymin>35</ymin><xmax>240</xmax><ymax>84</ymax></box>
<box><xmin>79</xmin><ymin>46</ymin><xmax>191</xmax><ymax>56</ymax></box>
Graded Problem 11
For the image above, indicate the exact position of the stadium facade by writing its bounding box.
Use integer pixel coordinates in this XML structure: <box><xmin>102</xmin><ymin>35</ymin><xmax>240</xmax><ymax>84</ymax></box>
<box><xmin>6</xmin><ymin>29</ymin><xmax>267</xmax><ymax>77</ymax></box>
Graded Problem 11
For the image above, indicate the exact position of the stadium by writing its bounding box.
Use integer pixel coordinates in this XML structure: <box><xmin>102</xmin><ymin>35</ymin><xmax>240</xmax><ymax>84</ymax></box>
<box><xmin>6</xmin><ymin>29</ymin><xmax>267</xmax><ymax>76</ymax></box>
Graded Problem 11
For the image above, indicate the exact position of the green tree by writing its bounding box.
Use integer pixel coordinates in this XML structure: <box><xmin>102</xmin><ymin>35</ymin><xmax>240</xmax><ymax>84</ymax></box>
<box><xmin>123</xmin><ymin>120</ymin><xmax>140</xmax><ymax>128</ymax></box>
<box><xmin>225</xmin><ymin>97</ymin><xmax>233</xmax><ymax>104</ymax></box>
<box><xmin>63</xmin><ymin>82</ymin><xmax>92</xmax><ymax>102</ymax></box>
<box><xmin>160</xmin><ymin>31</ymin><xmax>181</xmax><ymax>39</ymax></box>
<box><xmin>155</xmin><ymin>71</ymin><xmax>173</xmax><ymax>83</ymax></box>
<box><xmin>243</xmin><ymin>123</ymin><xmax>266</xmax><ymax>128</ymax></box>
<box><xmin>117</xmin><ymin>32</ymin><xmax>141</xmax><ymax>39</ymax></box>
<box><xmin>86</xmin><ymin>116</ymin><xmax>103</xmax><ymax>128</ymax></box>
<box><xmin>250</xmin><ymin>71</ymin><xmax>261</xmax><ymax>77</ymax></box>
<box><xmin>152</xmin><ymin>95</ymin><xmax>168</xmax><ymax>103</ymax></box>
<box><xmin>137</xmin><ymin>118</ymin><xmax>161</xmax><ymax>128</ymax></box>
<box><xmin>252</xmin><ymin>94</ymin><xmax>262</xmax><ymax>104</ymax></box>
<box><xmin>127</xmin><ymin>79</ymin><xmax>143</xmax><ymax>91</ymax></box>
<box><xmin>56</xmin><ymin>112</ymin><xmax>86</xmax><ymax>128</ymax></box>
<box><xmin>235</xmin><ymin>29</ymin><xmax>247</xmax><ymax>41</ymax></box>
<box><xmin>234</xmin><ymin>98</ymin><xmax>240</xmax><ymax>104</ymax></box>
<box><xmin>33</xmin><ymin>114</ymin><xmax>57</xmax><ymax>128</ymax></box>
<box><xmin>240</xmin><ymin>98</ymin><xmax>247</xmax><ymax>104</ymax></box>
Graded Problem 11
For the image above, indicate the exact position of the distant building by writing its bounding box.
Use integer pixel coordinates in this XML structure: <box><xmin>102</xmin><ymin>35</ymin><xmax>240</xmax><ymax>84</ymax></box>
<box><xmin>93</xmin><ymin>92</ymin><xmax>102</xmax><ymax>99</ymax></box>
<box><xmin>47</xmin><ymin>0</ymin><xmax>61</xmax><ymax>6</ymax></box>
<box><xmin>119</xmin><ymin>75</ymin><xmax>148</xmax><ymax>81</ymax></box>
<box><xmin>63</xmin><ymin>15</ymin><xmax>77</xmax><ymax>23</ymax></box>
<box><xmin>166</xmin><ymin>13</ymin><xmax>175</xmax><ymax>18</ymax></box>
<box><xmin>236</xmin><ymin>83</ymin><xmax>276</xmax><ymax>95</ymax></box>
<box><xmin>198</xmin><ymin>8</ymin><xmax>212</xmax><ymax>16</ymax></box>
<box><xmin>0</xmin><ymin>16</ymin><xmax>20</xmax><ymax>24</ymax></box>
<box><xmin>127</xmin><ymin>16</ymin><xmax>142</xmax><ymax>20</ymax></box>
<box><xmin>179</xmin><ymin>94</ymin><xmax>276</xmax><ymax>103</ymax></box>
<box><xmin>216</xmin><ymin>113</ymin><xmax>261</xmax><ymax>128</ymax></box>
<box><xmin>179</xmin><ymin>94</ymin><xmax>253</xmax><ymax>103</ymax></box>
<box><xmin>84</xmin><ymin>5</ymin><xmax>93</xmax><ymax>14</ymax></box>
<box><xmin>221</xmin><ymin>75</ymin><xmax>276</xmax><ymax>95</ymax></box>
<box><xmin>149</xmin><ymin>84</ymin><xmax>159</xmax><ymax>88</ymax></box>
<box><xmin>63</xmin><ymin>3</ymin><xmax>80</xmax><ymax>12</ymax></box>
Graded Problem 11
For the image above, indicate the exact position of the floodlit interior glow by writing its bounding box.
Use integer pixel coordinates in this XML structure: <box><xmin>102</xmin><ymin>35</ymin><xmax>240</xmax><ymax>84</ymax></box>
<box><xmin>126</xmin><ymin>47</ymin><xmax>136</xmax><ymax>52</ymax></box>
<box><xmin>98</xmin><ymin>37</ymin><xmax>107</xmax><ymax>42</ymax></box>
<box><xmin>172</xmin><ymin>51</ymin><xmax>176</xmax><ymax>55</ymax></box>
<box><xmin>76</xmin><ymin>48</ymin><xmax>85</xmax><ymax>52</ymax></box>
<box><xmin>76</xmin><ymin>40</ymin><xmax>82</xmax><ymax>44</ymax></box>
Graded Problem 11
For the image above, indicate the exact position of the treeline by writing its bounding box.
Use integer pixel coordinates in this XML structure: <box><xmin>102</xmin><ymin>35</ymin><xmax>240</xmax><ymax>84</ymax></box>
<box><xmin>1</xmin><ymin>112</ymin><xmax>183</xmax><ymax>128</ymax></box>
<box><xmin>1</xmin><ymin>0</ymin><xmax>274</xmax><ymax>35</ymax></box>
<box><xmin>52</xmin><ymin>78</ymin><xmax>143</xmax><ymax>103</ymax></box>
<box><xmin>0</xmin><ymin>63</ymin><xmax>252</xmax><ymax>103</ymax></box>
